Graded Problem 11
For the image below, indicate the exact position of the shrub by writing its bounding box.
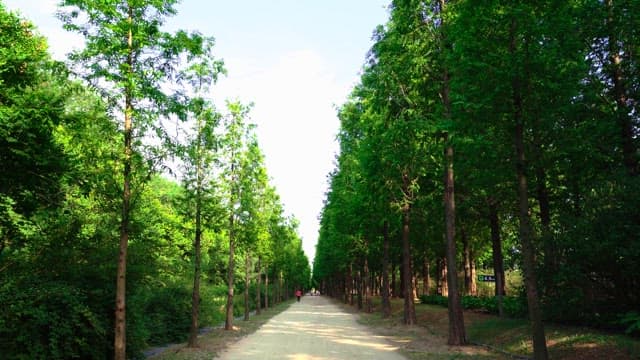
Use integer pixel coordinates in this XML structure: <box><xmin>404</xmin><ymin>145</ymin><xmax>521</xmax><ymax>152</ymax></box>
<box><xmin>420</xmin><ymin>293</ymin><xmax>528</xmax><ymax>318</ymax></box>
<box><xmin>0</xmin><ymin>280</ymin><xmax>108</xmax><ymax>360</ymax></box>
<box><xmin>619</xmin><ymin>312</ymin><xmax>640</xmax><ymax>336</ymax></box>
<box><xmin>419</xmin><ymin>294</ymin><xmax>448</xmax><ymax>307</ymax></box>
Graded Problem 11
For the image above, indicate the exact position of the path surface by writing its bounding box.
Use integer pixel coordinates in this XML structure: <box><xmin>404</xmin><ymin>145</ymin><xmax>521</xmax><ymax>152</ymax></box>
<box><xmin>215</xmin><ymin>296</ymin><xmax>407</xmax><ymax>360</ymax></box>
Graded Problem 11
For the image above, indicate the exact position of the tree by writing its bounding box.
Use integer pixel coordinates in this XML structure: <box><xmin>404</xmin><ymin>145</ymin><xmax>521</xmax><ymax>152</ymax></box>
<box><xmin>178</xmin><ymin>42</ymin><xmax>225</xmax><ymax>346</ymax></box>
<box><xmin>220</xmin><ymin>101</ymin><xmax>252</xmax><ymax>330</ymax></box>
<box><xmin>58</xmin><ymin>1</ymin><xmax>211</xmax><ymax>357</ymax></box>
<box><xmin>0</xmin><ymin>4</ymin><xmax>67</xmax><ymax>221</ymax></box>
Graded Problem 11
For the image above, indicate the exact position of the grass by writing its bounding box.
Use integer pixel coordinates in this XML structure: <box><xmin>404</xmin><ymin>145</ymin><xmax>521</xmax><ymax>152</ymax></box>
<box><xmin>340</xmin><ymin>296</ymin><xmax>640</xmax><ymax>359</ymax></box>
<box><xmin>148</xmin><ymin>300</ymin><xmax>294</xmax><ymax>360</ymax></box>
<box><xmin>336</xmin><ymin>298</ymin><xmax>510</xmax><ymax>359</ymax></box>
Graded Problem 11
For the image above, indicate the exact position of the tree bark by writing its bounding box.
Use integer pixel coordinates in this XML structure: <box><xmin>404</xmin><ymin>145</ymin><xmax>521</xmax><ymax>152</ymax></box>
<box><xmin>536</xmin><ymin>165</ymin><xmax>556</xmax><ymax>278</ymax></box>
<box><xmin>364</xmin><ymin>256</ymin><xmax>372</xmax><ymax>313</ymax></box>
<box><xmin>114</xmin><ymin>9</ymin><xmax>133</xmax><ymax>359</ymax></box>
<box><xmin>265</xmin><ymin>267</ymin><xmax>269</xmax><ymax>310</ymax></box>
<box><xmin>399</xmin><ymin>259</ymin><xmax>405</xmax><ymax>299</ymax></box>
<box><xmin>422</xmin><ymin>258</ymin><xmax>430</xmax><ymax>296</ymax></box>
<box><xmin>256</xmin><ymin>257</ymin><xmax>261</xmax><ymax>315</ymax></box>
<box><xmin>382</xmin><ymin>221</ymin><xmax>392</xmax><ymax>318</ymax></box>
<box><xmin>244</xmin><ymin>252</ymin><xmax>250</xmax><ymax>321</ymax></box>
<box><xmin>225</xmin><ymin>212</ymin><xmax>235</xmax><ymax>330</ymax></box>
<box><xmin>511</xmin><ymin>17</ymin><xmax>548</xmax><ymax>360</ymax></box>
<box><xmin>188</xmin><ymin>105</ymin><xmax>206</xmax><ymax>347</ymax></box>
<box><xmin>438</xmin><ymin>257</ymin><xmax>448</xmax><ymax>296</ymax></box>
<box><xmin>356</xmin><ymin>266</ymin><xmax>363</xmax><ymax>310</ymax></box>
<box><xmin>444</xmin><ymin>138</ymin><xmax>466</xmax><ymax>345</ymax></box>
<box><xmin>463</xmin><ymin>228</ymin><xmax>472</xmax><ymax>295</ymax></box>
<box><xmin>188</xmin><ymin>170</ymin><xmax>203</xmax><ymax>346</ymax></box>
<box><xmin>391</xmin><ymin>262</ymin><xmax>397</xmax><ymax>298</ymax></box>
<box><xmin>438</xmin><ymin>0</ymin><xmax>467</xmax><ymax>339</ymax></box>
<box><xmin>489</xmin><ymin>199</ymin><xmax>506</xmax><ymax>318</ymax></box>
<box><xmin>401</xmin><ymin>173</ymin><xmax>416</xmax><ymax>325</ymax></box>
<box><xmin>606</xmin><ymin>0</ymin><xmax>638</xmax><ymax>176</ymax></box>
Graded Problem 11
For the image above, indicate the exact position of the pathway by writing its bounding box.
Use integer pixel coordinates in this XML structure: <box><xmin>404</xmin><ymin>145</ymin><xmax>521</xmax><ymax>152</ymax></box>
<box><xmin>215</xmin><ymin>295</ymin><xmax>407</xmax><ymax>360</ymax></box>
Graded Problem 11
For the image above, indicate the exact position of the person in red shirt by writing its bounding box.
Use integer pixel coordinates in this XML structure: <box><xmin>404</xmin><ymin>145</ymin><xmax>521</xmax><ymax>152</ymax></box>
<box><xmin>295</xmin><ymin>289</ymin><xmax>302</xmax><ymax>302</ymax></box>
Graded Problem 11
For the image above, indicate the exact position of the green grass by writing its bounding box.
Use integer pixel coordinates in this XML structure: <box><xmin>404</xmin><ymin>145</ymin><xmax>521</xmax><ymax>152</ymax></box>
<box><xmin>466</xmin><ymin>314</ymin><xmax>640</xmax><ymax>359</ymax></box>
<box><xmin>345</xmin><ymin>296</ymin><xmax>640</xmax><ymax>359</ymax></box>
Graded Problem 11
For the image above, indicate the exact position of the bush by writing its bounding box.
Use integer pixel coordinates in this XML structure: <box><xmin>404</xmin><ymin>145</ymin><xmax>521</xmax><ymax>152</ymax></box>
<box><xmin>129</xmin><ymin>285</ymin><xmax>192</xmax><ymax>349</ymax></box>
<box><xmin>419</xmin><ymin>294</ymin><xmax>448</xmax><ymax>307</ymax></box>
<box><xmin>420</xmin><ymin>293</ymin><xmax>527</xmax><ymax>318</ymax></box>
<box><xmin>0</xmin><ymin>280</ymin><xmax>108</xmax><ymax>360</ymax></box>
<box><xmin>619</xmin><ymin>312</ymin><xmax>640</xmax><ymax>336</ymax></box>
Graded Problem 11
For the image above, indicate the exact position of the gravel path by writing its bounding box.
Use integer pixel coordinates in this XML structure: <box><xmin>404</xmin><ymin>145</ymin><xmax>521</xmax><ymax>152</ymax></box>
<box><xmin>215</xmin><ymin>296</ymin><xmax>407</xmax><ymax>360</ymax></box>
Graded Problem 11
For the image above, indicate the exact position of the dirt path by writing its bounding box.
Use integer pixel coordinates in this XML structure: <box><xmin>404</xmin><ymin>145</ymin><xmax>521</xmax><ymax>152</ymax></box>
<box><xmin>215</xmin><ymin>296</ymin><xmax>407</xmax><ymax>360</ymax></box>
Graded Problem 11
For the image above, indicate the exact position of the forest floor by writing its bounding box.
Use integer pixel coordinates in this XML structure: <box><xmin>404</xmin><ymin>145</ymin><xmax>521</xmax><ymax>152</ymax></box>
<box><xmin>149</xmin><ymin>296</ymin><xmax>640</xmax><ymax>359</ymax></box>
<box><xmin>349</xmin><ymin>297</ymin><xmax>640</xmax><ymax>359</ymax></box>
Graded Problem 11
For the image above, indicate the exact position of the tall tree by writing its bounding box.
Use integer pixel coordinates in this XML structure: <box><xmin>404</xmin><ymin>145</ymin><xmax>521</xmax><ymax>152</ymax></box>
<box><xmin>220</xmin><ymin>101</ymin><xmax>252</xmax><ymax>330</ymax></box>
<box><xmin>179</xmin><ymin>42</ymin><xmax>225</xmax><ymax>346</ymax></box>
<box><xmin>58</xmin><ymin>1</ymin><xmax>210</xmax><ymax>357</ymax></box>
<box><xmin>434</xmin><ymin>0</ymin><xmax>466</xmax><ymax>345</ymax></box>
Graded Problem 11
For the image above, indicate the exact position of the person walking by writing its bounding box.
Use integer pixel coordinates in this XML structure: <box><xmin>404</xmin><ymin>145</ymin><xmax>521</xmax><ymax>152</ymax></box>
<box><xmin>295</xmin><ymin>289</ymin><xmax>302</xmax><ymax>302</ymax></box>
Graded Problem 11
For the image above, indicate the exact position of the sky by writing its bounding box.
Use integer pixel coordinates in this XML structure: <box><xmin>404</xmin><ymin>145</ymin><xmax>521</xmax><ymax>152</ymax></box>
<box><xmin>3</xmin><ymin>0</ymin><xmax>391</xmax><ymax>264</ymax></box>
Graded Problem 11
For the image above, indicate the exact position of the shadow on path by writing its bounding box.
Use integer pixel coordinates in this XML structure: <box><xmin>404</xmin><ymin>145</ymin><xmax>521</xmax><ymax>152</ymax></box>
<box><xmin>215</xmin><ymin>296</ymin><xmax>407</xmax><ymax>360</ymax></box>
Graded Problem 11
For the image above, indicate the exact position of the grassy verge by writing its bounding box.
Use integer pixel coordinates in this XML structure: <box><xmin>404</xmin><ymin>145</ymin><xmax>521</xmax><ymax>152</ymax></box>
<box><xmin>148</xmin><ymin>300</ymin><xmax>294</xmax><ymax>360</ymax></box>
<box><xmin>336</xmin><ymin>296</ymin><xmax>640</xmax><ymax>359</ymax></box>
<box><xmin>468</xmin><ymin>317</ymin><xmax>640</xmax><ymax>359</ymax></box>
<box><xmin>333</xmin><ymin>298</ymin><xmax>509</xmax><ymax>359</ymax></box>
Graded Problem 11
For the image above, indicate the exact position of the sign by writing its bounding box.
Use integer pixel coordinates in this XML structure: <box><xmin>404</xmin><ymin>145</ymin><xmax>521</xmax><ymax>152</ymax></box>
<box><xmin>478</xmin><ymin>274</ymin><xmax>496</xmax><ymax>282</ymax></box>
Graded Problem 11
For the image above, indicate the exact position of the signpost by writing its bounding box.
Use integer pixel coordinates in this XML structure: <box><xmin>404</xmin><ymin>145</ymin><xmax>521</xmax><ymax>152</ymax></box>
<box><xmin>478</xmin><ymin>274</ymin><xmax>496</xmax><ymax>282</ymax></box>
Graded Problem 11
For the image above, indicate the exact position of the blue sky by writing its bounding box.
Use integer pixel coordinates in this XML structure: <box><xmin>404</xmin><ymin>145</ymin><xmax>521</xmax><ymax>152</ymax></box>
<box><xmin>4</xmin><ymin>0</ymin><xmax>391</xmax><ymax>263</ymax></box>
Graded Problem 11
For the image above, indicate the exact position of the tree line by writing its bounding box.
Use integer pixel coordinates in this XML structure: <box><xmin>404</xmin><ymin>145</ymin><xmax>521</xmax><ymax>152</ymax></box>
<box><xmin>312</xmin><ymin>1</ymin><xmax>638</xmax><ymax>359</ymax></box>
<box><xmin>0</xmin><ymin>1</ymin><xmax>310</xmax><ymax>359</ymax></box>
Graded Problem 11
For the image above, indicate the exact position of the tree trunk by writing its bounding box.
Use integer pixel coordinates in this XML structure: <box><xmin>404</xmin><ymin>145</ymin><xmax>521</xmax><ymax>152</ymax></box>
<box><xmin>265</xmin><ymin>267</ymin><xmax>269</xmax><ymax>310</ymax></box>
<box><xmin>364</xmin><ymin>256</ymin><xmax>372</xmax><ymax>313</ymax></box>
<box><xmin>401</xmin><ymin>174</ymin><xmax>417</xmax><ymax>325</ymax></box>
<box><xmin>536</xmin><ymin>165</ymin><xmax>556</xmax><ymax>278</ymax></box>
<box><xmin>225</xmin><ymin>213</ymin><xmax>235</xmax><ymax>330</ymax></box>
<box><xmin>114</xmin><ymin>11</ymin><xmax>133</xmax><ymax>359</ymax></box>
<box><xmin>438</xmin><ymin>1</ymin><xmax>466</xmax><ymax>338</ymax></box>
<box><xmin>606</xmin><ymin>0</ymin><xmax>637</xmax><ymax>176</ymax></box>
<box><xmin>471</xmin><ymin>256</ymin><xmax>477</xmax><ymax>296</ymax></box>
<box><xmin>356</xmin><ymin>266</ymin><xmax>363</xmax><ymax>310</ymax></box>
<box><xmin>256</xmin><ymin>257</ymin><xmax>261</xmax><ymax>315</ymax></box>
<box><xmin>444</xmin><ymin>138</ymin><xmax>466</xmax><ymax>345</ymax></box>
<box><xmin>188</xmin><ymin>181</ymin><xmax>203</xmax><ymax>346</ymax></box>
<box><xmin>463</xmin><ymin>228</ymin><xmax>472</xmax><ymax>295</ymax></box>
<box><xmin>511</xmin><ymin>17</ymin><xmax>548</xmax><ymax>360</ymax></box>
<box><xmin>391</xmin><ymin>262</ymin><xmax>397</xmax><ymax>298</ymax></box>
<box><xmin>423</xmin><ymin>258</ymin><xmax>430</xmax><ymax>296</ymax></box>
<box><xmin>278</xmin><ymin>272</ymin><xmax>282</xmax><ymax>303</ymax></box>
<box><xmin>489</xmin><ymin>199</ymin><xmax>506</xmax><ymax>317</ymax></box>
<box><xmin>399</xmin><ymin>259</ymin><xmax>405</xmax><ymax>299</ymax></box>
<box><xmin>188</xmin><ymin>115</ymin><xmax>205</xmax><ymax>347</ymax></box>
<box><xmin>244</xmin><ymin>252</ymin><xmax>250</xmax><ymax>321</ymax></box>
<box><xmin>438</xmin><ymin>257</ymin><xmax>448</xmax><ymax>296</ymax></box>
<box><xmin>382</xmin><ymin>221</ymin><xmax>392</xmax><ymax>318</ymax></box>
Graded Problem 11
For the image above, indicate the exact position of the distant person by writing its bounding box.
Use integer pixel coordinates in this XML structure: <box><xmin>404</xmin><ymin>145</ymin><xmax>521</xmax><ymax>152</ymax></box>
<box><xmin>295</xmin><ymin>289</ymin><xmax>302</xmax><ymax>302</ymax></box>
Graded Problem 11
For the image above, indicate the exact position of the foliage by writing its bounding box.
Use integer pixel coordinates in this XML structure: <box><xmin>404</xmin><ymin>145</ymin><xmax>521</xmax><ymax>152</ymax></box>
<box><xmin>420</xmin><ymin>294</ymin><xmax>528</xmax><ymax>319</ymax></box>
<box><xmin>0</xmin><ymin>280</ymin><xmax>108</xmax><ymax>360</ymax></box>
<box><xmin>619</xmin><ymin>312</ymin><xmax>640</xmax><ymax>337</ymax></box>
<box><xmin>315</xmin><ymin>0</ymin><xmax>639</xmax><ymax>354</ymax></box>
